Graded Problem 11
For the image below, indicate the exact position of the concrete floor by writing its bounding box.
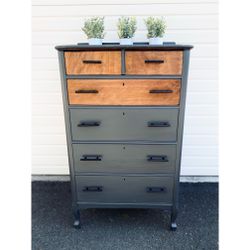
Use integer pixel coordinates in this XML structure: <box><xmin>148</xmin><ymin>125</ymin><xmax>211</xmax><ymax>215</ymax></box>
<box><xmin>32</xmin><ymin>182</ymin><xmax>218</xmax><ymax>250</ymax></box>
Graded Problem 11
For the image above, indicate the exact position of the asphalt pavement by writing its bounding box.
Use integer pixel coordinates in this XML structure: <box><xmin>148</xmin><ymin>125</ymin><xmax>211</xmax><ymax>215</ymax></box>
<box><xmin>32</xmin><ymin>181</ymin><xmax>218</xmax><ymax>250</ymax></box>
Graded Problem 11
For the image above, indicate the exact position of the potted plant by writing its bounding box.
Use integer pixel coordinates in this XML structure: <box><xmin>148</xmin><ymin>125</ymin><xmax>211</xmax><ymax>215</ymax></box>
<box><xmin>144</xmin><ymin>17</ymin><xmax>167</xmax><ymax>45</ymax></box>
<box><xmin>117</xmin><ymin>17</ymin><xmax>137</xmax><ymax>45</ymax></box>
<box><xmin>82</xmin><ymin>17</ymin><xmax>105</xmax><ymax>45</ymax></box>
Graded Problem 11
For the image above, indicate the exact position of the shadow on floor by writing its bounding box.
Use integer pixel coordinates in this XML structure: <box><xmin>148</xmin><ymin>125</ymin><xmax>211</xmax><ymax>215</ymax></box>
<box><xmin>32</xmin><ymin>182</ymin><xmax>218</xmax><ymax>250</ymax></box>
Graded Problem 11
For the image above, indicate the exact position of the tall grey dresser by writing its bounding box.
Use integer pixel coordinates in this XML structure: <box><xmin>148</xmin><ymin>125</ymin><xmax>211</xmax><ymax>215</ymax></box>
<box><xmin>55</xmin><ymin>43</ymin><xmax>193</xmax><ymax>230</ymax></box>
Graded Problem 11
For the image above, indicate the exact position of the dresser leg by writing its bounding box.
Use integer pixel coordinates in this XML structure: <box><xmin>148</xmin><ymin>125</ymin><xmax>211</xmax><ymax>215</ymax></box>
<box><xmin>73</xmin><ymin>209</ymin><xmax>81</xmax><ymax>229</ymax></box>
<box><xmin>170</xmin><ymin>207</ymin><xmax>177</xmax><ymax>231</ymax></box>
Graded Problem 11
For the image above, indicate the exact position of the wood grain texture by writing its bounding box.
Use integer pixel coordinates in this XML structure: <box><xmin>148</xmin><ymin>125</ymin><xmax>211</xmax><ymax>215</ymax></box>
<box><xmin>64</xmin><ymin>51</ymin><xmax>121</xmax><ymax>75</ymax></box>
<box><xmin>67</xmin><ymin>79</ymin><xmax>180</xmax><ymax>105</ymax></box>
<box><xmin>33</xmin><ymin>0</ymin><xmax>218</xmax><ymax>177</ymax></box>
<box><xmin>125</xmin><ymin>51</ymin><xmax>183</xmax><ymax>75</ymax></box>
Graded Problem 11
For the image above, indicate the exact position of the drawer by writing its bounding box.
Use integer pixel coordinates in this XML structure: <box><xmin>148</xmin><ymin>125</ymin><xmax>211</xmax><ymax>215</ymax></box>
<box><xmin>73</xmin><ymin>144</ymin><xmax>176</xmax><ymax>174</ymax></box>
<box><xmin>125</xmin><ymin>51</ymin><xmax>183</xmax><ymax>75</ymax></box>
<box><xmin>64</xmin><ymin>51</ymin><xmax>121</xmax><ymax>75</ymax></box>
<box><xmin>69</xmin><ymin>108</ymin><xmax>179</xmax><ymax>141</ymax></box>
<box><xmin>76</xmin><ymin>175</ymin><xmax>174</xmax><ymax>204</ymax></box>
<box><xmin>67</xmin><ymin>79</ymin><xmax>180</xmax><ymax>106</ymax></box>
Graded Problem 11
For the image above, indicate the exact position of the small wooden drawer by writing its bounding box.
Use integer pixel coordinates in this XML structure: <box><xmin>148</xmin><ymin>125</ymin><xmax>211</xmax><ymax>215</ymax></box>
<box><xmin>64</xmin><ymin>51</ymin><xmax>121</xmax><ymax>75</ymax></box>
<box><xmin>67</xmin><ymin>79</ymin><xmax>180</xmax><ymax>105</ymax></box>
<box><xmin>70</xmin><ymin>108</ymin><xmax>179</xmax><ymax>141</ymax></box>
<box><xmin>76</xmin><ymin>175</ymin><xmax>174</xmax><ymax>204</ymax></box>
<box><xmin>125</xmin><ymin>51</ymin><xmax>183</xmax><ymax>75</ymax></box>
<box><xmin>73</xmin><ymin>144</ymin><xmax>176</xmax><ymax>174</ymax></box>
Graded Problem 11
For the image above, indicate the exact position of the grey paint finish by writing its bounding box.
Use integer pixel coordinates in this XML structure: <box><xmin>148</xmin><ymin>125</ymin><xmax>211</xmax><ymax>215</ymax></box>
<box><xmin>73</xmin><ymin>143</ymin><xmax>177</xmax><ymax>174</ymax></box>
<box><xmin>172</xmin><ymin>50</ymin><xmax>191</xmax><ymax>213</ymax></box>
<box><xmin>69</xmin><ymin>108</ymin><xmax>179</xmax><ymax>142</ymax></box>
<box><xmin>32</xmin><ymin>182</ymin><xmax>218</xmax><ymax>249</ymax></box>
<box><xmin>57</xmin><ymin>51</ymin><xmax>78</xmax><ymax>207</ymax></box>
<box><xmin>75</xmin><ymin>175</ymin><xmax>174</xmax><ymax>204</ymax></box>
<box><xmin>55</xmin><ymin>44</ymin><xmax>193</xmax><ymax>51</ymax></box>
<box><xmin>56</xmin><ymin>44</ymin><xmax>192</xmax><ymax>229</ymax></box>
<box><xmin>76</xmin><ymin>202</ymin><xmax>172</xmax><ymax>209</ymax></box>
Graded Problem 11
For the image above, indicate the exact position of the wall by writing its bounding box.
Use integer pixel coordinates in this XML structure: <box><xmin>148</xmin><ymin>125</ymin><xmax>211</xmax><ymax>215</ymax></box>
<box><xmin>32</xmin><ymin>0</ymin><xmax>218</xmax><ymax>176</ymax></box>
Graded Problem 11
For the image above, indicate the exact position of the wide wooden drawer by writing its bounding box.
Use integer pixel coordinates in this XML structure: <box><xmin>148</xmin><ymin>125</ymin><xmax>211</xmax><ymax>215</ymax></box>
<box><xmin>76</xmin><ymin>175</ymin><xmax>174</xmax><ymax>204</ymax></box>
<box><xmin>73</xmin><ymin>144</ymin><xmax>176</xmax><ymax>174</ymax></box>
<box><xmin>125</xmin><ymin>51</ymin><xmax>183</xmax><ymax>75</ymax></box>
<box><xmin>69</xmin><ymin>108</ymin><xmax>179</xmax><ymax>141</ymax></box>
<box><xmin>64</xmin><ymin>51</ymin><xmax>121</xmax><ymax>75</ymax></box>
<box><xmin>67</xmin><ymin>79</ymin><xmax>180</xmax><ymax>105</ymax></box>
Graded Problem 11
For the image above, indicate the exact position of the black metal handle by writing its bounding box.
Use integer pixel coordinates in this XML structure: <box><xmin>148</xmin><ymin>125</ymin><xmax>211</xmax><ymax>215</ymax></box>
<box><xmin>148</xmin><ymin>121</ymin><xmax>170</xmax><ymax>127</ymax></box>
<box><xmin>145</xmin><ymin>59</ymin><xmax>164</xmax><ymax>64</ymax></box>
<box><xmin>82</xmin><ymin>186</ymin><xmax>103</xmax><ymax>192</ymax></box>
<box><xmin>147</xmin><ymin>155</ymin><xmax>168</xmax><ymax>162</ymax></box>
<box><xmin>149</xmin><ymin>89</ymin><xmax>173</xmax><ymax>94</ymax></box>
<box><xmin>77</xmin><ymin>121</ymin><xmax>101</xmax><ymax>127</ymax></box>
<box><xmin>146</xmin><ymin>187</ymin><xmax>166</xmax><ymax>193</ymax></box>
<box><xmin>82</xmin><ymin>60</ymin><xmax>102</xmax><ymax>64</ymax></box>
<box><xmin>75</xmin><ymin>89</ymin><xmax>98</xmax><ymax>94</ymax></box>
<box><xmin>80</xmin><ymin>155</ymin><xmax>102</xmax><ymax>161</ymax></box>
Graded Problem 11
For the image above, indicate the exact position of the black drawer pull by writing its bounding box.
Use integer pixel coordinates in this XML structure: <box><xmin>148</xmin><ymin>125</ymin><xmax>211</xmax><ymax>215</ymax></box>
<box><xmin>80</xmin><ymin>155</ymin><xmax>102</xmax><ymax>161</ymax></box>
<box><xmin>148</xmin><ymin>121</ymin><xmax>170</xmax><ymax>127</ymax></box>
<box><xmin>147</xmin><ymin>155</ymin><xmax>168</xmax><ymax>162</ymax></box>
<box><xmin>75</xmin><ymin>89</ymin><xmax>98</xmax><ymax>94</ymax></box>
<box><xmin>145</xmin><ymin>59</ymin><xmax>164</xmax><ymax>64</ymax></box>
<box><xmin>77</xmin><ymin>121</ymin><xmax>101</xmax><ymax>127</ymax></box>
<box><xmin>149</xmin><ymin>89</ymin><xmax>173</xmax><ymax>94</ymax></box>
<box><xmin>146</xmin><ymin>187</ymin><xmax>166</xmax><ymax>193</ymax></box>
<box><xmin>82</xmin><ymin>186</ymin><xmax>103</xmax><ymax>192</ymax></box>
<box><xmin>82</xmin><ymin>60</ymin><xmax>102</xmax><ymax>64</ymax></box>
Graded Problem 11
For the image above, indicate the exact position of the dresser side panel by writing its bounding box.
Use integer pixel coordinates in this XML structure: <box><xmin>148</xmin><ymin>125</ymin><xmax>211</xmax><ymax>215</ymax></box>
<box><xmin>57</xmin><ymin>51</ymin><xmax>78</xmax><ymax>207</ymax></box>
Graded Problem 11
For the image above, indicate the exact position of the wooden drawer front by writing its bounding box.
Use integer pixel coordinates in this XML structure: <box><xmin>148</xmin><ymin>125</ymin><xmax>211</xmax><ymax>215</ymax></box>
<box><xmin>125</xmin><ymin>51</ymin><xmax>183</xmax><ymax>75</ymax></box>
<box><xmin>70</xmin><ymin>108</ymin><xmax>178</xmax><ymax>141</ymax></box>
<box><xmin>76</xmin><ymin>175</ymin><xmax>173</xmax><ymax>204</ymax></box>
<box><xmin>73</xmin><ymin>144</ymin><xmax>176</xmax><ymax>174</ymax></box>
<box><xmin>67</xmin><ymin>79</ymin><xmax>180</xmax><ymax>105</ymax></box>
<box><xmin>64</xmin><ymin>51</ymin><xmax>121</xmax><ymax>75</ymax></box>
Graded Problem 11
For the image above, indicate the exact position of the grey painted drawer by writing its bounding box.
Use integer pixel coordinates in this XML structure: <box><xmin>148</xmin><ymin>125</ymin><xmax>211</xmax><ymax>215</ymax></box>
<box><xmin>76</xmin><ymin>175</ymin><xmax>174</xmax><ymax>204</ymax></box>
<box><xmin>69</xmin><ymin>108</ymin><xmax>179</xmax><ymax>141</ymax></box>
<box><xmin>73</xmin><ymin>144</ymin><xmax>176</xmax><ymax>174</ymax></box>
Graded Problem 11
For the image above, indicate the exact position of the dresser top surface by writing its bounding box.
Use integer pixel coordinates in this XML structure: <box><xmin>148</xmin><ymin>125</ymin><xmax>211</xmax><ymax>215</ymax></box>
<box><xmin>55</xmin><ymin>42</ymin><xmax>193</xmax><ymax>51</ymax></box>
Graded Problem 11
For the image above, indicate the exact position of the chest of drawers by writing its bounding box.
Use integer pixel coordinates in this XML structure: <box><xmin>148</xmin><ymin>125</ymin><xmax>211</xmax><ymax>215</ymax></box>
<box><xmin>55</xmin><ymin>44</ymin><xmax>193</xmax><ymax>231</ymax></box>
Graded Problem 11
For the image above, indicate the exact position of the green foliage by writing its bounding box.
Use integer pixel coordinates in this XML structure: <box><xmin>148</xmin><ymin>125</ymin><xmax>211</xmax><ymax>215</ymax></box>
<box><xmin>144</xmin><ymin>17</ymin><xmax>167</xmax><ymax>38</ymax></box>
<box><xmin>117</xmin><ymin>17</ymin><xmax>137</xmax><ymax>39</ymax></box>
<box><xmin>82</xmin><ymin>17</ymin><xmax>105</xmax><ymax>39</ymax></box>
